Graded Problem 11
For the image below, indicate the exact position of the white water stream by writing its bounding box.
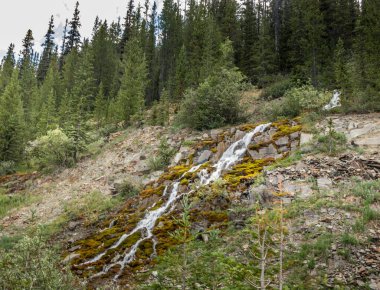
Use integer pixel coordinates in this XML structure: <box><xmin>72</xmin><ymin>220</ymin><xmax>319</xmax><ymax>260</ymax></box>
<box><xmin>80</xmin><ymin>123</ymin><xmax>271</xmax><ymax>280</ymax></box>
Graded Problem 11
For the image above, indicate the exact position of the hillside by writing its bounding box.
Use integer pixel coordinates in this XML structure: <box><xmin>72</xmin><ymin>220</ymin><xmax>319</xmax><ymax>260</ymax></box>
<box><xmin>1</xmin><ymin>111</ymin><xmax>379</xmax><ymax>289</ymax></box>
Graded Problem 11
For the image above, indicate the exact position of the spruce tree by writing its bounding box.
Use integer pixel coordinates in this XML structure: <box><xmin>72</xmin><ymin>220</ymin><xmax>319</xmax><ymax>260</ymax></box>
<box><xmin>64</xmin><ymin>1</ymin><xmax>81</xmax><ymax>55</ymax></box>
<box><xmin>0</xmin><ymin>70</ymin><xmax>25</xmax><ymax>162</ymax></box>
<box><xmin>37</xmin><ymin>15</ymin><xmax>55</xmax><ymax>83</ymax></box>
<box><xmin>115</xmin><ymin>37</ymin><xmax>147</xmax><ymax>125</ymax></box>
<box><xmin>0</xmin><ymin>44</ymin><xmax>16</xmax><ymax>94</ymax></box>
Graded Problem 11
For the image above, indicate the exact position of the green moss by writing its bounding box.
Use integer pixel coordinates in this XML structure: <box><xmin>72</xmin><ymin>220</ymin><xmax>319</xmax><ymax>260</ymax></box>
<box><xmin>159</xmin><ymin>165</ymin><xmax>191</xmax><ymax>182</ymax></box>
<box><xmin>180</xmin><ymin>178</ymin><xmax>189</xmax><ymax>186</ymax></box>
<box><xmin>200</xmin><ymin>210</ymin><xmax>228</xmax><ymax>223</ymax></box>
<box><xmin>223</xmin><ymin>158</ymin><xmax>274</xmax><ymax>189</ymax></box>
<box><xmin>140</xmin><ymin>185</ymin><xmax>165</xmax><ymax>199</ymax></box>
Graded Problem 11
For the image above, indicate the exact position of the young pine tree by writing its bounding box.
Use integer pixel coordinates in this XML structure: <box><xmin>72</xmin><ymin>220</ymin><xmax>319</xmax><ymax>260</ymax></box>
<box><xmin>115</xmin><ymin>37</ymin><xmax>148</xmax><ymax>125</ymax></box>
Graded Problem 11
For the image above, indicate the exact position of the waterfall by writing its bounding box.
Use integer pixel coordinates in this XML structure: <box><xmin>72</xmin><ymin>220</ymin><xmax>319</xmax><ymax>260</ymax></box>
<box><xmin>79</xmin><ymin>123</ymin><xmax>271</xmax><ymax>280</ymax></box>
<box><xmin>323</xmin><ymin>90</ymin><xmax>341</xmax><ymax>110</ymax></box>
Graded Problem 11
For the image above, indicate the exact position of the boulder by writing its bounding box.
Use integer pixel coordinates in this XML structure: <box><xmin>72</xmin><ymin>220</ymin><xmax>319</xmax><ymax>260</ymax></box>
<box><xmin>215</xmin><ymin>142</ymin><xmax>227</xmax><ymax>160</ymax></box>
<box><xmin>210</xmin><ymin>129</ymin><xmax>223</xmax><ymax>141</ymax></box>
<box><xmin>278</xmin><ymin>146</ymin><xmax>289</xmax><ymax>153</ymax></box>
<box><xmin>259</xmin><ymin>144</ymin><xmax>277</xmax><ymax>158</ymax></box>
<box><xmin>234</xmin><ymin>130</ymin><xmax>245</xmax><ymax>142</ymax></box>
<box><xmin>197</xmin><ymin>150</ymin><xmax>213</xmax><ymax>164</ymax></box>
<box><xmin>290</xmin><ymin>131</ymin><xmax>301</xmax><ymax>140</ymax></box>
<box><xmin>349</xmin><ymin>124</ymin><xmax>375</xmax><ymax>139</ymax></box>
<box><xmin>275</xmin><ymin>136</ymin><xmax>289</xmax><ymax>147</ymax></box>
<box><xmin>248</xmin><ymin>150</ymin><xmax>261</xmax><ymax>160</ymax></box>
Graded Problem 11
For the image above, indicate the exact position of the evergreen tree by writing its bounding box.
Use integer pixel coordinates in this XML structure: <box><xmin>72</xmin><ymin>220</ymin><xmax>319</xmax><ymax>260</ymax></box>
<box><xmin>37</xmin><ymin>15</ymin><xmax>55</xmax><ymax>83</ymax></box>
<box><xmin>19</xmin><ymin>29</ymin><xmax>34</xmax><ymax>78</ymax></box>
<box><xmin>0</xmin><ymin>44</ymin><xmax>15</xmax><ymax>94</ymax></box>
<box><xmin>0</xmin><ymin>70</ymin><xmax>24</xmax><ymax>162</ymax></box>
<box><xmin>64</xmin><ymin>1</ymin><xmax>81</xmax><ymax>55</ymax></box>
<box><xmin>115</xmin><ymin>37</ymin><xmax>147</xmax><ymax>125</ymax></box>
<box><xmin>119</xmin><ymin>0</ymin><xmax>135</xmax><ymax>55</ymax></box>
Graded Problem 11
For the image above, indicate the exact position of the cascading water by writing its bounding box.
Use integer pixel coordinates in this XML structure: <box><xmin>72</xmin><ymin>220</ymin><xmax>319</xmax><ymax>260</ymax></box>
<box><xmin>79</xmin><ymin>123</ymin><xmax>271</xmax><ymax>280</ymax></box>
<box><xmin>323</xmin><ymin>90</ymin><xmax>341</xmax><ymax>110</ymax></box>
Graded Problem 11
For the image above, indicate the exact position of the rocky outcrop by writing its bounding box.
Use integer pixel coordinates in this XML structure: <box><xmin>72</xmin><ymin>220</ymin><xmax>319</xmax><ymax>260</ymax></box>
<box><xmin>66</xmin><ymin>119</ymin><xmax>302</xmax><ymax>286</ymax></box>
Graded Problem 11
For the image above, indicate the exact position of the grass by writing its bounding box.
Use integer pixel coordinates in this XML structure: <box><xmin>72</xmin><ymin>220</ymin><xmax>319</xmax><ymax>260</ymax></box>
<box><xmin>0</xmin><ymin>189</ymin><xmax>40</xmax><ymax>219</ymax></box>
<box><xmin>265</xmin><ymin>150</ymin><xmax>303</xmax><ymax>171</ymax></box>
<box><xmin>0</xmin><ymin>235</ymin><xmax>22</xmax><ymax>250</ymax></box>
<box><xmin>341</xmin><ymin>232</ymin><xmax>359</xmax><ymax>246</ymax></box>
<box><xmin>63</xmin><ymin>190</ymin><xmax>121</xmax><ymax>225</ymax></box>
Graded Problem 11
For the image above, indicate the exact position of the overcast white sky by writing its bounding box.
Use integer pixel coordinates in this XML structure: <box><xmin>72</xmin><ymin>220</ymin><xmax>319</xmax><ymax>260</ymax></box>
<box><xmin>0</xmin><ymin>0</ymin><xmax>160</xmax><ymax>59</ymax></box>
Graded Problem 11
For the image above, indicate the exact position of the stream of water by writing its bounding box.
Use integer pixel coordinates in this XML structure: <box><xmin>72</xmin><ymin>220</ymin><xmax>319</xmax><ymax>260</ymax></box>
<box><xmin>80</xmin><ymin>123</ymin><xmax>271</xmax><ymax>280</ymax></box>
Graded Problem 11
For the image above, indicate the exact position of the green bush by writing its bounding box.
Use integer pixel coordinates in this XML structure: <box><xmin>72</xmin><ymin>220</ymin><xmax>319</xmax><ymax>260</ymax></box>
<box><xmin>265</xmin><ymin>84</ymin><xmax>330</xmax><ymax>119</ymax></box>
<box><xmin>119</xmin><ymin>179</ymin><xmax>140</xmax><ymax>199</ymax></box>
<box><xmin>176</xmin><ymin>67</ymin><xmax>245</xmax><ymax>130</ymax></box>
<box><xmin>148</xmin><ymin>138</ymin><xmax>176</xmax><ymax>171</ymax></box>
<box><xmin>0</xmin><ymin>161</ymin><xmax>16</xmax><ymax>176</ymax></box>
<box><xmin>260</xmin><ymin>77</ymin><xmax>294</xmax><ymax>99</ymax></box>
<box><xmin>0</xmin><ymin>231</ymin><xmax>78</xmax><ymax>289</ymax></box>
<box><xmin>316</xmin><ymin>118</ymin><xmax>347</xmax><ymax>155</ymax></box>
<box><xmin>27</xmin><ymin>128</ymin><xmax>74</xmax><ymax>168</ymax></box>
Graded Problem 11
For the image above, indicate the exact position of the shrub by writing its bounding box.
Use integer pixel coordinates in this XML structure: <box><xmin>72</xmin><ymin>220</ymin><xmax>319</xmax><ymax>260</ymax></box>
<box><xmin>316</xmin><ymin>118</ymin><xmax>347</xmax><ymax>155</ymax></box>
<box><xmin>0</xmin><ymin>161</ymin><xmax>16</xmax><ymax>176</ymax></box>
<box><xmin>27</xmin><ymin>128</ymin><xmax>74</xmax><ymax>168</ymax></box>
<box><xmin>265</xmin><ymin>84</ymin><xmax>330</xmax><ymax>119</ymax></box>
<box><xmin>260</xmin><ymin>77</ymin><xmax>294</xmax><ymax>100</ymax></box>
<box><xmin>148</xmin><ymin>138</ymin><xmax>176</xmax><ymax>171</ymax></box>
<box><xmin>118</xmin><ymin>179</ymin><xmax>140</xmax><ymax>199</ymax></box>
<box><xmin>176</xmin><ymin>67</ymin><xmax>245</xmax><ymax>130</ymax></box>
<box><xmin>0</xmin><ymin>231</ymin><xmax>78</xmax><ymax>289</ymax></box>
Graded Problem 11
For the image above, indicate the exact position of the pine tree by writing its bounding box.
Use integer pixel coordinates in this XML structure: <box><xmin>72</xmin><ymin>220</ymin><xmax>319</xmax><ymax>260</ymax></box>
<box><xmin>0</xmin><ymin>44</ymin><xmax>15</xmax><ymax>94</ymax></box>
<box><xmin>115</xmin><ymin>37</ymin><xmax>147</xmax><ymax>125</ymax></box>
<box><xmin>64</xmin><ymin>1</ymin><xmax>81</xmax><ymax>55</ymax></box>
<box><xmin>119</xmin><ymin>0</ymin><xmax>135</xmax><ymax>55</ymax></box>
<box><xmin>37</xmin><ymin>15</ymin><xmax>55</xmax><ymax>83</ymax></box>
<box><xmin>19</xmin><ymin>29</ymin><xmax>34</xmax><ymax>79</ymax></box>
<box><xmin>0</xmin><ymin>70</ymin><xmax>25</xmax><ymax>162</ymax></box>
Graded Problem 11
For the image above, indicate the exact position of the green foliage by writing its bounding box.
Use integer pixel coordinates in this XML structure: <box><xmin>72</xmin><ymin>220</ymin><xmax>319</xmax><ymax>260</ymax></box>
<box><xmin>260</xmin><ymin>77</ymin><xmax>294</xmax><ymax>100</ymax></box>
<box><xmin>147</xmin><ymin>90</ymin><xmax>170</xmax><ymax>126</ymax></box>
<box><xmin>0</xmin><ymin>161</ymin><xmax>16</xmax><ymax>176</ymax></box>
<box><xmin>0</xmin><ymin>230</ymin><xmax>78</xmax><ymax>290</ymax></box>
<box><xmin>0</xmin><ymin>70</ymin><xmax>25</xmax><ymax>163</ymax></box>
<box><xmin>63</xmin><ymin>190</ymin><xmax>119</xmax><ymax>224</ymax></box>
<box><xmin>27</xmin><ymin>128</ymin><xmax>74</xmax><ymax>168</ymax></box>
<box><xmin>316</xmin><ymin>118</ymin><xmax>347</xmax><ymax>155</ymax></box>
<box><xmin>0</xmin><ymin>190</ymin><xmax>39</xmax><ymax>219</ymax></box>
<box><xmin>115</xmin><ymin>37</ymin><xmax>148</xmax><ymax>125</ymax></box>
<box><xmin>265</xmin><ymin>84</ymin><xmax>330</xmax><ymax>120</ymax></box>
<box><xmin>341</xmin><ymin>233</ymin><xmax>358</xmax><ymax>246</ymax></box>
<box><xmin>176</xmin><ymin>67</ymin><xmax>245</xmax><ymax>130</ymax></box>
<box><xmin>148</xmin><ymin>138</ymin><xmax>176</xmax><ymax>171</ymax></box>
<box><xmin>118</xmin><ymin>179</ymin><xmax>140</xmax><ymax>199</ymax></box>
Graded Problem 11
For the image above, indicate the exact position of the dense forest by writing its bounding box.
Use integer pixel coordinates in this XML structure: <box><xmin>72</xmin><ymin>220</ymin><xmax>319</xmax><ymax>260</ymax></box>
<box><xmin>0</xmin><ymin>0</ymin><xmax>379</xmax><ymax>169</ymax></box>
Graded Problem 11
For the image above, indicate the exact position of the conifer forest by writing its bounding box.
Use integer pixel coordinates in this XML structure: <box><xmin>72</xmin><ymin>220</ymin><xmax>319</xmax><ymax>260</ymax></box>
<box><xmin>0</xmin><ymin>1</ymin><xmax>379</xmax><ymax>289</ymax></box>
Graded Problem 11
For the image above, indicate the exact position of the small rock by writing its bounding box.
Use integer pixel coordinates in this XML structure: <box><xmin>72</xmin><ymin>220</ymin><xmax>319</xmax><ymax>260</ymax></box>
<box><xmin>275</xmin><ymin>136</ymin><xmax>289</xmax><ymax>147</ymax></box>
<box><xmin>317</xmin><ymin>177</ymin><xmax>332</xmax><ymax>189</ymax></box>
<box><xmin>197</xmin><ymin>150</ymin><xmax>213</xmax><ymax>164</ymax></box>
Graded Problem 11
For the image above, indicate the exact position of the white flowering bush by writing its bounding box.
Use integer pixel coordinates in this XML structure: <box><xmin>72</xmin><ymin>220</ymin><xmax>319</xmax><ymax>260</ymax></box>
<box><xmin>27</xmin><ymin>128</ymin><xmax>74</xmax><ymax>168</ymax></box>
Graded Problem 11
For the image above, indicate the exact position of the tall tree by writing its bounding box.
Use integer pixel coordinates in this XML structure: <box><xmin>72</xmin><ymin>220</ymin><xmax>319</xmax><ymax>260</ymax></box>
<box><xmin>0</xmin><ymin>70</ymin><xmax>24</xmax><ymax>162</ymax></box>
<box><xmin>37</xmin><ymin>15</ymin><xmax>55</xmax><ymax>83</ymax></box>
<box><xmin>0</xmin><ymin>44</ymin><xmax>15</xmax><ymax>94</ymax></box>
<box><xmin>64</xmin><ymin>1</ymin><xmax>81</xmax><ymax>55</ymax></box>
<box><xmin>115</xmin><ymin>37</ymin><xmax>147</xmax><ymax>125</ymax></box>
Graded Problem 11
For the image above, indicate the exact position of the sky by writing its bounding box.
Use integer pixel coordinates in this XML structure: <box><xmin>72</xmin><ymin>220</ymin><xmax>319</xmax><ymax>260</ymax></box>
<box><xmin>0</xmin><ymin>0</ymin><xmax>157</xmax><ymax>59</ymax></box>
